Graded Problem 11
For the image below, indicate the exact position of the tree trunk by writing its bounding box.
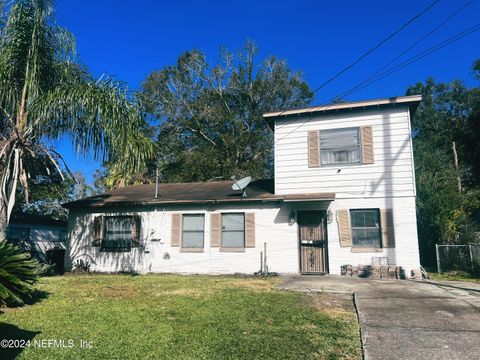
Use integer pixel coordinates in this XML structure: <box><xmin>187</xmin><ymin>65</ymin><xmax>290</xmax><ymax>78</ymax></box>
<box><xmin>452</xmin><ymin>141</ymin><xmax>462</xmax><ymax>193</ymax></box>
<box><xmin>0</xmin><ymin>203</ymin><xmax>8</xmax><ymax>242</ymax></box>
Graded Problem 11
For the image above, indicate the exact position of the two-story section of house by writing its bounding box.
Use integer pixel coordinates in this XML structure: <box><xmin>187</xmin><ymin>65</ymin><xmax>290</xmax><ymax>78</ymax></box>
<box><xmin>63</xmin><ymin>95</ymin><xmax>422</xmax><ymax>277</ymax></box>
<box><xmin>264</xmin><ymin>95</ymin><xmax>422</xmax><ymax>277</ymax></box>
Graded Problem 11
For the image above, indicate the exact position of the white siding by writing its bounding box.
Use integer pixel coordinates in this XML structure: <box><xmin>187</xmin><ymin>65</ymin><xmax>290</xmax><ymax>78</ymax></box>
<box><xmin>326</xmin><ymin>197</ymin><xmax>420</xmax><ymax>275</ymax></box>
<box><xmin>276</xmin><ymin>197</ymin><xmax>420</xmax><ymax>276</ymax></box>
<box><xmin>274</xmin><ymin>107</ymin><xmax>416</xmax><ymax>199</ymax></box>
<box><xmin>66</xmin><ymin>104</ymin><xmax>421</xmax><ymax>277</ymax></box>
<box><xmin>66</xmin><ymin>203</ymin><xmax>300</xmax><ymax>275</ymax></box>
<box><xmin>270</xmin><ymin>105</ymin><xmax>421</xmax><ymax>275</ymax></box>
<box><xmin>66</xmin><ymin>198</ymin><xmax>421</xmax><ymax>277</ymax></box>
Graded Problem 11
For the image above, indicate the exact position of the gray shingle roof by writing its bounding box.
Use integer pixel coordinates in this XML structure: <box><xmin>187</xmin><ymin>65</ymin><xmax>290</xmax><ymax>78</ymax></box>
<box><xmin>63</xmin><ymin>179</ymin><xmax>335</xmax><ymax>209</ymax></box>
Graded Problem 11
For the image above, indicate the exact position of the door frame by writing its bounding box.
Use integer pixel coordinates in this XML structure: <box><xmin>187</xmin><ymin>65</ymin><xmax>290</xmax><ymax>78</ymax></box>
<box><xmin>297</xmin><ymin>210</ymin><xmax>329</xmax><ymax>274</ymax></box>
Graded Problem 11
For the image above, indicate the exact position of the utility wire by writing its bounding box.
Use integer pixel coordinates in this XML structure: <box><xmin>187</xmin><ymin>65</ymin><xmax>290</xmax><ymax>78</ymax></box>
<box><xmin>310</xmin><ymin>0</ymin><xmax>441</xmax><ymax>95</ymax></box>
<box><xmin>273</xmin><ymin>0</ymin><xmax>441</xmax><ymax>119</ymax></box>
<box><xmin>328</xmin><ymin>0</ymin><xmax>476</xmax><ymax>103</ymax></box>
<box><xmin>275</xmin><ymin>0</ymin><xmax>474</xmax><ymax>131</ymax></box>
<box><xmin>328</xmin><ymin>22</ymin><xmax>480</xmax><ymax>103</ymax></box>
<box><xmin>274</xmin><ymin>22</ymin><xmax>480</xmax><ymax>144</ymax></box>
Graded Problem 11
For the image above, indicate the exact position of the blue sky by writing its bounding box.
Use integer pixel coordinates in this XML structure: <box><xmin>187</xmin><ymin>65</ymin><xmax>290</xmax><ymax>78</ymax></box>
<box><xmin>53</xmin><ymin>0</ymin><xmax>480</xmax><ymax>183</ymax></box>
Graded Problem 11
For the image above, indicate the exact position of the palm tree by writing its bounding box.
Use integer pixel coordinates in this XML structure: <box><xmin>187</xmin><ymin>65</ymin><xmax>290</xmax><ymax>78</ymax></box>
<box><xmin>0</xmin><ymin>0</ymin><xmax>154</xmax><ymax>237</ymax></box>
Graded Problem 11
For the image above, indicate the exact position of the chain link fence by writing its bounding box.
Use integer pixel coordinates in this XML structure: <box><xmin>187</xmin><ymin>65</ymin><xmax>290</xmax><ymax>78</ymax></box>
<box><xmin>435</xmin><ymin>244</ymin><xmax>480</xmax><ymax>274</ymax></box>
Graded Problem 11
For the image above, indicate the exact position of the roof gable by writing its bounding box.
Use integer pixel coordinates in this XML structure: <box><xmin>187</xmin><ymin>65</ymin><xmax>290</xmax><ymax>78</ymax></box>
<box><xmin>263</xmin><ymin>95</ymin><xmax>422</xmax><ymax>129</ymax></box>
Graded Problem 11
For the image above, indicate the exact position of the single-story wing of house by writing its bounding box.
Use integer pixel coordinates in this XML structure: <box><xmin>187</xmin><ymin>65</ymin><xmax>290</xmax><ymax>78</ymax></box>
<box><xmin>7</xmin><ymin>215</ymin><xmax>67</xmax><ymax>272</ymax></box>
<box><xmin>63</xmin><ymin>95</ymin><xmax>422</xmax><ymax>277</ymax></box>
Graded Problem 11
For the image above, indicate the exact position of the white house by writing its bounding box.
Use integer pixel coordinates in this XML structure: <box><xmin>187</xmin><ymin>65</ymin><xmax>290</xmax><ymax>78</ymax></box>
<box><xmin>64</xmin><ymin>95</ymin><xmax>422</xmax><ymax>277</ymax></box>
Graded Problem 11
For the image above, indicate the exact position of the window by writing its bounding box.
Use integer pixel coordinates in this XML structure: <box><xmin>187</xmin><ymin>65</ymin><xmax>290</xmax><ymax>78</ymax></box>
<box><xmin>102</xmin><ymin>216</ymin><xmax>133</xmax><ymax>251</ymax></box>
<box><xmin>350</xmin><ymin>209</ymin><xmax>381</xmax><ymax>248</ymax></box>
<box><xmin>182</xmin><ymin>214</ymin><xmax>205</xmax><ymax>248</ymax></box>
<box><xmin>320</xmin><ymin>128</ymin><xmax>360</xmax><ymax>166</ymax></box>
<box><xmin>221</xmin><ymin>213</ymin><xmax>245</xmax><ymax>248</ymax></box>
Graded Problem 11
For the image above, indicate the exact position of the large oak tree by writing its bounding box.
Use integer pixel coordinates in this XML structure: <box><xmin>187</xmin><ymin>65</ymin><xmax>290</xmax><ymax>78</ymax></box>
<box><xmin>134</xmin><ymin>42</ymin><xmax>313</xmax><ymax>183</ymax></box>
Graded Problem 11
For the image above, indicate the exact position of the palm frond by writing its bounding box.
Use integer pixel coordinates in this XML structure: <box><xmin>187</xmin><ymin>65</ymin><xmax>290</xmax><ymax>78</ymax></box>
<box><xmin>0</xmin><ymin>240</ymin><xmax>40</xmax><ymax>306</ymax></box>
<box><xmin>0</xmin><ymin>0</ymin><xmax>155</xmax><ymax>226</ymax></box>
<box><xmin>29</xmin><ymin>79</ymin><xmax>155</xmax><ymax>172</ymax></box>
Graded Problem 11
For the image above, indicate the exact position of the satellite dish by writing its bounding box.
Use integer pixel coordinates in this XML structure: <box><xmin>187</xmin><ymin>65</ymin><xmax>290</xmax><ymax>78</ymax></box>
<box><xmin>231</xmin><ymin>176</ymin><xmax>251</xmax><ymax>197</ymax></box>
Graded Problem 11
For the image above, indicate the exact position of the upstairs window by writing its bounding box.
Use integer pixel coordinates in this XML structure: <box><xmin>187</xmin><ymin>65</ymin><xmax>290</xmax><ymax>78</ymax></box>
<box><xmin>350</xmin><ymin>209</ymin><xmax>381</xmax><ymax>248</ymax></box>
<box><xmin>320</xmin><ymin>128</ymin><xmax>360</xmax><ymax>166</ymax></box>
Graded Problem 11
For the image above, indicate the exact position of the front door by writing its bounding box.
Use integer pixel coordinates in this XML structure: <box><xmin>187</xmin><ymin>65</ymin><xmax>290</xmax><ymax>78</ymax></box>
<box><xmin>298</xmin><ymin>210</ymin><xmax>327</xmax><ymax>273</ymax></box>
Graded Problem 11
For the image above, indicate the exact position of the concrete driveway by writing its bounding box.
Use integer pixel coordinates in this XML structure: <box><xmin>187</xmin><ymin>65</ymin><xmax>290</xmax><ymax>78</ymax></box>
<box><xmin>277</xmin><ymin>275</ymin><xmax>480</xmax><ymax>360</ymax></box>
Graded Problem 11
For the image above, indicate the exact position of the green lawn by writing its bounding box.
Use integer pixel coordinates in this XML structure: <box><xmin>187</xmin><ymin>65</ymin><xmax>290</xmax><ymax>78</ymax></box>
<box><xmin>428</xmin><ymin>271</ymin><xmax>480</xmax><ymax>282</ymax></box>
<box><xmin>0</xmin><ymin>274</ymin><xmax>361</xmax><ymax>359</ymax></box>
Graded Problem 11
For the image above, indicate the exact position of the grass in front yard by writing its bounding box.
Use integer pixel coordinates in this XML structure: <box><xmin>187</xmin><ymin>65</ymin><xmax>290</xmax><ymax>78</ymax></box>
<box><xmin>428</xmin><ymin>271</ymin><xmax>480</xmax><ymax>282</ymax></box>
<box><xmin>0</xmin><ymin>275</ymin><xmax>361</xmax><ymax>359</ymax></box>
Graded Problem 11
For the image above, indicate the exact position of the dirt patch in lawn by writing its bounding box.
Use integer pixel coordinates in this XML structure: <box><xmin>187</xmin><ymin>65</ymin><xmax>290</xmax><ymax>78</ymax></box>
<box><xmin>160</xmin><ymin>288</ymin><xmax>213</xmax><ymax>298</ymax></box>
<box><xmin>99</xmin><ymin>285</ymin><xmax>137</xmax><ymax>299</ymax></box>
<box><xmin>215</xmin><ymin>276</ymin><xmax>280</xmax><ymax>291</ymax></box>
<box><xmin>304</xmin><ymin>292</ymin><xmax>356</xmax><ymax>319</ymax></box>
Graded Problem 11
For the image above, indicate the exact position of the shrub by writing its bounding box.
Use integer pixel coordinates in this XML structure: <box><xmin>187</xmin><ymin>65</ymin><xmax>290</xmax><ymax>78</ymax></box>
<box><xmin>0</xmin><ymin>240</ymin><xmax>41</xmax><ymax>306</ymax></box>
<box><xmin>72</xmin><ymin>259</ymin><xmax>91</xmax><ymax>273</ymax></box>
